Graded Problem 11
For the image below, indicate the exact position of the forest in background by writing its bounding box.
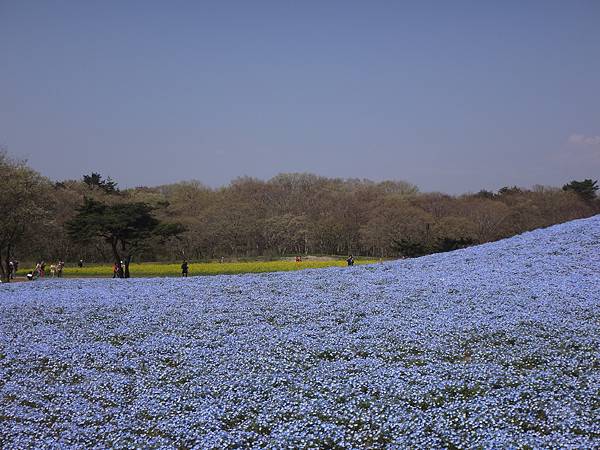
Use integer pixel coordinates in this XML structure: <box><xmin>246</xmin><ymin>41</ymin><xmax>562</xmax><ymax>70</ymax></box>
<box><xmin>1</xmin><ymin>151</ymin><xmax>599</xmax><ymax>273</ymax></box>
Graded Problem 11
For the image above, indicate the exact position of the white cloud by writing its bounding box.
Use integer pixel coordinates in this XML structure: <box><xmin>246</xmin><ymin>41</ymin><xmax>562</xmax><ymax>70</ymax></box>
<box><xmin>568</xmin><ymin>134</ymin><xmax>600</xmax><ymax>146</ymax></box>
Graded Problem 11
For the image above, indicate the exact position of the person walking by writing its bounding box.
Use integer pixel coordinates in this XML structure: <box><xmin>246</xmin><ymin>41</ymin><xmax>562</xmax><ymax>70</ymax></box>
<box><xmin>346</xmin><ymin>255</ymin><xmax>354</xmax><ymax>266</ymax></box>
<box><xmin>181</xmin><ymin>260</ymin><xmax>189</xmax><ymax>277</ymax></box>
<box><xmin>57</xmin><ymin>260</ymin><xmax>65</xmax><ymax>278</ymax></box>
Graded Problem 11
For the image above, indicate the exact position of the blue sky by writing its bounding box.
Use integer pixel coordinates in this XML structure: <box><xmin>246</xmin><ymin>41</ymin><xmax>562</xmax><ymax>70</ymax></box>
<box><xmin>1</xmin><ymin>1</ymin><xmax>599</xmax><ymax>193</ymax></box>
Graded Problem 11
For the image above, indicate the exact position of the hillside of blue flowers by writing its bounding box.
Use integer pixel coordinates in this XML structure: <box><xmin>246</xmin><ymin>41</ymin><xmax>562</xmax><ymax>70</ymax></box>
<box><xmin>1</xmin><ymin>215</ymin><xmax>599</xmax><ymax>448</ymax></box>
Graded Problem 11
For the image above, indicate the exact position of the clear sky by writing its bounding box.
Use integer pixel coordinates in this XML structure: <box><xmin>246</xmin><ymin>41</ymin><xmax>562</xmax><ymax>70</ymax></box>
<box><xmin>1</xmin><ymin>1</ymin><xmax>599</xmax><ymax>193</ymax></box>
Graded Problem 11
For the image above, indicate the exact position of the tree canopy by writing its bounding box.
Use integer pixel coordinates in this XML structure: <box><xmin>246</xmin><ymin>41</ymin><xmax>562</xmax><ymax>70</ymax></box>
<box><xmin>1</xmin><ymin>151</ymin><xmax>598</xmax><ymax>267</ymax></box>
<box><xmin>66</xmin><ymin>198</ymin><xmax>183</xmax><ymax>277</ymax></box>
<box><xmin>82</xmin><ymin>172</ymin><xmax>119</xmax><ymax>194</ymax></box>
<box><xmin>562</xmin><ymin>179</ymin><xmax>598</xmax><ymax>202</ymax></box>
<box><xmin>0</xmin><ymin>151</ymin><xmax>52</xmax><ymax>281</ymax></box>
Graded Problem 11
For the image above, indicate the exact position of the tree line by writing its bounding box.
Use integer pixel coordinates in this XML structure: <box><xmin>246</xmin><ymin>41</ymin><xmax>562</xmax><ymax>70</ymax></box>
<box><xmin>1</xmin><ymin>150</ymin><xmax>598</xmax><ymax>281</ymax></box>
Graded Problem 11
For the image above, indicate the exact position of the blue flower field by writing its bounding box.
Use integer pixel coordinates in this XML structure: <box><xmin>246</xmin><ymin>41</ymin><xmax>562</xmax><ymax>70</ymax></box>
<box><xmin>1</xmin><ymin>216</ymin><xmax>599</xmax><ymax>448</ymax></box>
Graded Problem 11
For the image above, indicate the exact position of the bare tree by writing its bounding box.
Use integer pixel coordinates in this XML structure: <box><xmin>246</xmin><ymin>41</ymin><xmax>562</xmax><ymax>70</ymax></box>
<box><xmin>0</xmin><ymin>151</ymin><xmax>52</xmax><ymax>281</ymax></box>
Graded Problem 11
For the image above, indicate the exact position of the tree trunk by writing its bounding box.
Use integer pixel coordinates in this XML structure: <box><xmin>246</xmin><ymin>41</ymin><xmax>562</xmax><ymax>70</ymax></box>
<box><xmin>0</xmin><ymin>247</ymin><xmax>7</xmax><ymax>283</ymax></box>
<box><xmin>124</xmin><ymin>254</ymin><xmax>131</xmax><ymax>278</ymax></box>
<box><xmin>3</xmin><ymin>243</ymin><xmax>12</xmax><ymax>283</ymax></box>
<box><xmin>120</xmin><ymin>240</ymin><xmax>131</xmax><ymax>278</ymax></box>
<box><xmin>4</xmin><ymin>247</ymin><xmax>10</xmax><ymax>283</ymax></box>
<box><xmin>110</xmin><ymin>238</ymin><xmax>123</xmax><ymax>277</ymax></box>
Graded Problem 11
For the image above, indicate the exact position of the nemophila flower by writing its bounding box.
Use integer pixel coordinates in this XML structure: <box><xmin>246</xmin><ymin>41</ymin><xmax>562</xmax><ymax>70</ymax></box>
<box><xmin>1</xmin><ymin>216</ymin><xmax>600</xmax><ymax>448</ymax></box>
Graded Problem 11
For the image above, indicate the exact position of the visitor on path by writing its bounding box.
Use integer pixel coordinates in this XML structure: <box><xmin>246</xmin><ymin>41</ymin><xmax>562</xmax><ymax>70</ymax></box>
<box><xmin>346</xmin><ymin>255</ymin><xmax>354</xmax><ymax>266</ymax></box>
<box><xmin>40</xmin><ymin>261</ymin><xmax>46</xmax><ymax>277</ymax></box>
<box><xmin>181</xmin><ymin>260</ymin><xmax>189</xmax><ymax>277</ymax></box>
<box><xmin>13</xmin><ymin>260</ymin><xmax>19</xmax><ymax>275</ymax></box>
<box><xmin>78</xmin><ymin>259</ymin><xmax>84</xmax><ymax>268</ymax></box>
<box><xmin>112</xmin><ymin>262</ymin><xmax>119</xmax><ymax>278</ymax></box>
<box><xmin>8</xmin><ymin>261</ymin><xmax>14</xmax><ymax>279</ymax></box>
<box><xmin>28</xmin><ymin>263</ymin><xmax>40</xmax><ymax>280</ymax></box>
<box><xmin>57</xmin><ymin>260</ymin><xmax>65</xmax><ymax>278</ymax></box>
<box><xmin>50</xmin><ymin>264</ymin><xmax>57</xmax><ymax>277</ymax></box>
<box><xmin>295</xmin><ymin>255</ymin><xmax>302</xmax><ymax>263</ymax></box>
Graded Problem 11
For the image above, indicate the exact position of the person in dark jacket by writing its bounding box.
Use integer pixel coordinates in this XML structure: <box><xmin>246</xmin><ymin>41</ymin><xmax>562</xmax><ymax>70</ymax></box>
<box><xmin>181</xmin><ymin>260</ymin><xmax>189</xmax><ymax>277</ymax></box>
<box><xmin>346</xmin><ymin>255</ymin><xmax>354</xmax><ymax>266</ymax></box>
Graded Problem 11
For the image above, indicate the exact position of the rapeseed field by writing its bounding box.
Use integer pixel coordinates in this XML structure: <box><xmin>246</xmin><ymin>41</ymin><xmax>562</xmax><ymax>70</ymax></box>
<box><xmin>30</xmin><ymin>259</ymin><xmax>377</xmax><ymax>278</ymax></box>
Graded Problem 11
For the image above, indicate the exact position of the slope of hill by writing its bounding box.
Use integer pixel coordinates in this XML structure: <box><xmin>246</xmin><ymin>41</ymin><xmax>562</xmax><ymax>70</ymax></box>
<box><xmin>1</xmin><ymin>216</ymin><xmax>599</xmax><ymax>448</ymax></box>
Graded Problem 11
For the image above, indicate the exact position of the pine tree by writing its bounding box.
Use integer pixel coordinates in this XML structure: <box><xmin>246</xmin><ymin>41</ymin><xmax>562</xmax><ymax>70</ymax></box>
<box><xmin>66</xmin><ymin>198</ymin><xmax>184</xmax><ymax>277</ymax></box>
<box><xmin>562</xmin><ymin>179</ymin><xmax>598</xmax><ymax>202</ymax></box>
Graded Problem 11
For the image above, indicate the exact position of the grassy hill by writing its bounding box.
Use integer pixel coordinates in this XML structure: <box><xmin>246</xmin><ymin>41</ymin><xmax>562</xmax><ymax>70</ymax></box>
<box><xmin>1</xmin><ymin>215</ymin><xmax>599</xmax><ymax>447</ymax></box>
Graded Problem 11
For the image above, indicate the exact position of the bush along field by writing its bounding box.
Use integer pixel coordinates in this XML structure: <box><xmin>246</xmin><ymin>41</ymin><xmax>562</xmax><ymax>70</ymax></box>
<box><xmin>17</xmin><ymin>258</ymin><xmax>376</xmax><ymax>278</ymax></box>
<box><xmin>1</xmin><ymin>216</ymin><xmax>599</xmax><ymax>448</ymax></box>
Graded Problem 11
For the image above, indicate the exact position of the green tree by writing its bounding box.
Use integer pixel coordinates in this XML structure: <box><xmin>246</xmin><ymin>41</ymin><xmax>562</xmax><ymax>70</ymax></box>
<box><xmin>562</xmin><ymin>179</ymin><xmax>598</xmax><ymax>202</ymax></box>
<box><xmin>474</xmin><ymin>190</ymin><xmax>496</xmax><ymax>199</ymax></box>
<box><xmin>83</xmin><ymin>172</ymin><xmax>119</xmax><ymax>194</ymax></box>
<box><xmin>497</xmin><ymin>186</ymin><xmax>522</xmax><ymax>196</ymax></box>
<box><xmin>0</xmin><ymin>151</ymin><xmax>52</xmax><ymax>282</ymax></box>
<box><xmin>66</xmin><ymin>198</ymin><xmax>184</xmax><ymax>277</ymax></box>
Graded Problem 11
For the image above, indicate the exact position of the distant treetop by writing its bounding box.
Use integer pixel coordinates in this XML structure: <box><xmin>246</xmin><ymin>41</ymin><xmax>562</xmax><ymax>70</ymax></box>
<box><xmin>83</xmin><ymin>172</ymin><xmax>119</xmax><ymax>194</ymax></box>
<box><xmin>562</xmin><ymin>179</ymin><xmax>598</xmax><ymax>202</ymax></box>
